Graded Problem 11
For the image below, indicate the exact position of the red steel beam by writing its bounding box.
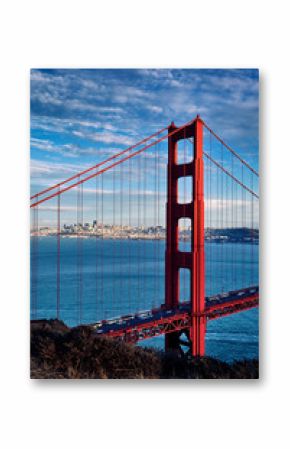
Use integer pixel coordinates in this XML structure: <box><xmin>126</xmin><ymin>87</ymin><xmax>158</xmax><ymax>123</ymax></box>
<box><xmin>164</xmin><ymin>117</ymin><xmax>206</xmax><ymax>356</ymax></box>
<box><xmin>207</xmin><ymin>303</ymin><xmax>259</xmax><ymax>320</ymax></box>
<box><xmin>191</xmin><ymin>117</ymin><xmax>206</xmax><ymax>356</ymax></box>
<box><xmin>206</xmin><ymin>293</ymin><xmax>259</xmax><ymax>314</ymax></box>
<box><xmin>107</xmin><ymin>313</ymin><xmax>191</xmax><ymax>343</ymax></box>
<box><xmin>30</xmin><ymin>117</ymin><xmax>259</xmax><ymax>208</ymax></box>
<box><xmin>99</xmin><ymin>293</ymin><xmax>259</xmax><ymax>344</ymax></box>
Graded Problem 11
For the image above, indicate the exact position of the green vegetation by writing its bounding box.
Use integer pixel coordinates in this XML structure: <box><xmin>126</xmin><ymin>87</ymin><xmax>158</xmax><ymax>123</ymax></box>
<box><xmin>31</xmin><ymin>320</ymin><xmax>258</xmax><ymax>379</ymax></box>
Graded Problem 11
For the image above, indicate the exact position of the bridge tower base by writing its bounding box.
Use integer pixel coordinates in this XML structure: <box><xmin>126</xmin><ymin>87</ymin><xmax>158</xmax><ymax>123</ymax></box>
<box><xmin>165</xmin><ymin>117</ymin><xmax>206</xmax><ymax>357</ymax></box>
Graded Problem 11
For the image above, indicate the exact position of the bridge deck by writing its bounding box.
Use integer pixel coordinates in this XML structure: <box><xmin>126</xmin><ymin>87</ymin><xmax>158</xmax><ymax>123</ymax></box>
<box><xmin>92</xmin><ymin>286</ymin><xmax>259</xmax><ymax>344</ymax></box>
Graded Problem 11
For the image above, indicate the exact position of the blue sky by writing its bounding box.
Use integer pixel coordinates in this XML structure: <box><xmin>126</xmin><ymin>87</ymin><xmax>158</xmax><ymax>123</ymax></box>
<box><xmin>30</xmin><ymin>69</ymin><xmax>259</xmax><ymax>227</ymax></box>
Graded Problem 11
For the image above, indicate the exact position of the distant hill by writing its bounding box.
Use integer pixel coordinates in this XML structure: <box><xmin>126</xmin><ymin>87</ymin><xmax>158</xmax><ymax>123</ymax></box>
<box><xmin>205</xmin><ymin>227</ymin><xmax>259</xmax><ymax>242</ymax></box>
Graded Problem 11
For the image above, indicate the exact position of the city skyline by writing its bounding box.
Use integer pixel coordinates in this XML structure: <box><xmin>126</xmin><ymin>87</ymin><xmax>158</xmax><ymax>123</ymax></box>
<box><xmin>29</xmin><ymin>68</ymin><xmax>260</xmax><ymax>377</ymax></box>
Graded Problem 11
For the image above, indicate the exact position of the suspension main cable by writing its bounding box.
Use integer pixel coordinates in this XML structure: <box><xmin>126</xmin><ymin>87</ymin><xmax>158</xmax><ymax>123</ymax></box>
<box><xmin>31</xmin><ymin>118</ymin><xmax>199</xmax><ymax>208</ymax></box>
<box><xmin>202</xmin><ymin>121</ymin><xmax>259</xmax><ymax>177</ymax></box>
<box><xmin>30</xmin><ymin>125</ymin><xmax>170</xmax><ymax>201</ymax></box>
<box><xmin>204</xmin><ymin>152</ymin><xmax>259</xmax><ymax>199</ymax></box>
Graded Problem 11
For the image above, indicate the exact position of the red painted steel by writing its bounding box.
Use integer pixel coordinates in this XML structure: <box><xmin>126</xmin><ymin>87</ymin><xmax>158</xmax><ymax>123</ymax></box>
<box><xmin>109</xmin><ymin>313</ymin><xmax>191</xmax><ymax>344</ymax></box>
<box><xmin>203</xmin><ymin>121</ymin><xmax>259</xmax><ymax>177</ymax></box>
<box><xmin>165</xmin><ymin>122</ymin><xmax>179</xmax><ymax>311</ymax></box>
<box><xmin>165</xmin><ymin>117</ymin><xmax>206</xmax><ymax>356</ymax></box>
<box><xmin>103</xmin><ymin>293</ymin><xmax>259</xmax><ymax>344</ymax></box>
<box><xmin>56</xmin><ymin>192</ymin><xmax>60</xmax><ymax>319</ymax></box>
<box><xmin>204</xmin><ymin>152</ymin><xmax>259</xmax><ymax>198</ymax></box>
<box><xmin>165</xmin><ymin>122</ymin><xmax>180</xmax><ymax>352</ymax></box>
<box><xmin>30</xmin><ymin>118</ymin><xmax>199</xmax><ymax>208</ymax></box>
<box><xmin>31</xmin><ymin>115</ymin><xmax>260</xmax><ymax>357</ymax></box>
<box><xmin>30</xmin><ymin>125</ymin><xmax>169</xmax><ymax>201</ymax></box>
<box><xmin>191</xmin><ymin>118</ymin><xmax>206</xmax><ymax>356</ymax></box>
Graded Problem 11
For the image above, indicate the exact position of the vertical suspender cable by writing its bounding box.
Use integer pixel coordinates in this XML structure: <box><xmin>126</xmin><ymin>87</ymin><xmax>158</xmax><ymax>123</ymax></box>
<box><xmin>112</xmin><ymin>166</ymin><xmax>116</xmax><ymax>317</ymax></box>
<box><xmin>137</xmin><ymin>153</ymin><xmax>141</xmax><ymax>311</ymax></box>
<box><xmin>77</xmin><ymin>177</ymin><xmax>83</xmax><ymax>324</ymax></box>
<box><xmin>205</xmin><ymin>134</ymin><xmax>209</xmax><ymax>298</ymax></box>
<box><xmin>241</xmin><ymin>164</ymin><xmax>245</xmax><ymax>288</ymax></box>
<box><xmin>154</xmin><ymin>136</ymin><xmax>158</xmax><ymax>308</ymax></box>
<box><xmin>32</xmin><ymin>196</ymin><xmax>39</xmax><ymax>319</ymax></box>
<box><xmin>77</xmin><ymin>180</ymin><xmax>80</xmax><ymax>324</ymax></box>
<box><xmin>56</xmin><ymin>190</ymin><xmax>61</xmax><ymax>320</ymax></box>
<box><xmin>128</xmin><ymin>150</ymin><xmax>132</xmax><ymax>311</ymax></box>
<box><xmin>95</xmin><ymin>171</ymin><xmax>99</xmax><ymax>320</ymax></box>
<box><xmin>224</xmin><ymin>151</ymin><xmax>228</xmax><ymax>291</ymax></box>
<box><xmin>101</xmin><ymin>173</ymin><xmax>104</xmax><ymax>319</ymax></box>
<box><xmin>120</xmin><ymin>161</ymin><xmax>123</xmax><ymax>314</ymax></box>
<box><xmin>221</xmin><ymin>142</ymin><xmax>224</xmax><ymax>293</ymax></box>
<box><xmin>251</xmin><ymin>171</ymin><xmax>254</xmax><ymax>286</ymax></box>
<box><xmin>209</xmin><ymin>133</ymin><xmax>212</xmax><ymax>296</ymax></box>
<box><xmin>143</xmin><ymin>150</ymin><xmax>147</xmax><ymax>310</ymax></box>
<box><xmin>234</xmin><ymin>160</ymin><xmax>238</xmax><ymax>289</ymax></box>
<box><xmin>231</xmin><ymin>152</ymin><xmax>234</xmax><ymax>291</ymax></box>
<box><xmin>216</xmin><ymin>143</ymin><xmax>220</xmax><ymax>293</ymax></box>
<box><xmin>80</xmin><ymin>182</ymin><xmax>83</xmax><ymax>323</ymax></box>
<box><xmin>157</xmin><ymin>139</ymin><xmax>161</xmax><ymax>306</ymax></box>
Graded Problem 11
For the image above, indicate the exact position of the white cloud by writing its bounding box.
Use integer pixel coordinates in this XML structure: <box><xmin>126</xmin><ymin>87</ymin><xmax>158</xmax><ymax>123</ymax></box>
<box><xmin>30</xmin><ymin>69</ymin><xmax>258</xmax><ymax>199</ymax></box>
<box><xmin>31</xmin><ymin>137</ymin><xmax>100</xmax><ymax>158</ymax></box>
<box><xmin>90</xmin><ymin>132</ymin><xmax>135</xmax><ymax>146</ymax></box>
<box><xmin>30</xmin><ymin>159</ymin><xmax>90</xmax><ymax>178</ymax></box>
<box><xmin>147</xmin><ymin>105</ymin><xmax>163</xmax><ymax>114</ymax></box>
<box><xmin>82</xmin><ymin>186</ymin><xmax>165</xmax><ymax>197</ymax></box>
<box><xmin>205</xmin><ymin>199</ymin><xmax>258</xmax><ymax>209</ymax></box>
<box><xmin>38</xmin><ymin>205</ymin><xmax>91</xmax><ymax>212</ymax></box>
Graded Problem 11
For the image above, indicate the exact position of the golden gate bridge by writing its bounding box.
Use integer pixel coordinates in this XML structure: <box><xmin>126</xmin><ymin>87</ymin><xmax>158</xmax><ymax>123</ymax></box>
<box><xmin>30</xmin><ymin>116</ymin><xmax>259</xmax><ymax>356</ymax></box>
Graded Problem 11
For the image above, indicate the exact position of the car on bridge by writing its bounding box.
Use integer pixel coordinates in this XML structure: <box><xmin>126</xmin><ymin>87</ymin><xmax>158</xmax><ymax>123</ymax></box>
<box><xmin>92</xmin><ymin>321</ymin><xmax>102</xmax><ymax>329</ymax></box>
<box><xmin>120</xmin><ymin>314</ymin><xmax>135</xmax><ymax>322</ymax></box>
<box><xmin>134</xmin><ymin>310</ymin><xmax>152</xmax><ymax>319</ymax></box>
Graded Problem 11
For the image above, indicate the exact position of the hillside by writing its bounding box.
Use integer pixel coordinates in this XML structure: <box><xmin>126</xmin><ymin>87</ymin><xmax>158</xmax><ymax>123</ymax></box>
<box><xmin>31</xmin><ymin>320</ymin><xmax>259</xmax><ymax>379</ymax></box>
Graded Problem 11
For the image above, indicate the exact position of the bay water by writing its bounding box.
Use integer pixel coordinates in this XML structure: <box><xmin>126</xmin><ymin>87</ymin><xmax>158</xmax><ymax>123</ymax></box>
<box><xmin>31</xmin><ymin>237</ymin><xmax>258</xmax><ymax>362</ymax></box>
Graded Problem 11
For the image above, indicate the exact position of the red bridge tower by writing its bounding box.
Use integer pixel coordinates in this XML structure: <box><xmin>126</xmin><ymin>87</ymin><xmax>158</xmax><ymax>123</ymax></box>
<box><xmin>165</xmin><ymin>116</ymin><xmax>206</xmax><ymax>356</ymax></box>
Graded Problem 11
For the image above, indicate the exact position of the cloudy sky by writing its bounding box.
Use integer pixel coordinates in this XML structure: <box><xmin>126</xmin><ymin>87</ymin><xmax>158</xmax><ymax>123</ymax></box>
<box><xmin>30</xmin><ymin>69</ymin><xmax>259</xmax><ymax>227</ymax></box>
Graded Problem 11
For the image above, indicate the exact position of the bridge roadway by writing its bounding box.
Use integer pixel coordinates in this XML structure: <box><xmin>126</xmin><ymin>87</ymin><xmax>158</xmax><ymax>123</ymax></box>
<box><xmin>92</xmin><ymin>286</ymin><xmax>259</xmax><ymax>344</ymax></box>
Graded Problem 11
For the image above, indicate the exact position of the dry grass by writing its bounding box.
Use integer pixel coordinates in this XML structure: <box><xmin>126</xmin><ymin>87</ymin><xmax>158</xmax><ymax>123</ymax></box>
<box><xmin>31</xmin><ymin>320</ymin><xmax>258</xmax><ymax>379</ymax></box>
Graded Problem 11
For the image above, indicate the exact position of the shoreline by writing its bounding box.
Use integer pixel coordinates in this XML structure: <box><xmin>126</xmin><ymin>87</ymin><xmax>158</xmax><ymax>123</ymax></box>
<box><xmin>30</xmin><ymin>233</ymin><xmax>259</xmax><ymax>243</ymax></box>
